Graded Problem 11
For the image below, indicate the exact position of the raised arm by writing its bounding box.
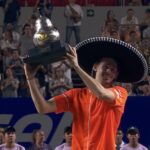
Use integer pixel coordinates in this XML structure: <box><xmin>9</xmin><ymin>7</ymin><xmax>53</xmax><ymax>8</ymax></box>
<box><xmin>24</xmin><ymin>64</ymin><xmax>57</xmax><ymax>114</ymax></box>
<box><xmin>66</xmin><ymin>46</ymin><xmax>116</xmax><ymax>103</ymax></box>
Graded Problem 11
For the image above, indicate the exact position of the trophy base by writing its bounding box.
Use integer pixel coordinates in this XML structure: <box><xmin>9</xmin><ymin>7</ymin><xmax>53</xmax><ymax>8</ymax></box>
<box><xmin>23</xmin><ymin>42</ymin><xmax>69</xmax><ymax>66</ymax></box>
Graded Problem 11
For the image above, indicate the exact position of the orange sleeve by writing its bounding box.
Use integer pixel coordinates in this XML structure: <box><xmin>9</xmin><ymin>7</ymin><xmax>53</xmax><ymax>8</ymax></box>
<box><xmin>110</xmin><ymin>86</ymin><xmax>128</xmax><ymax>112</ymax></box>
<box><xmin>54</xmin><ymin>89</ymin><xmax>73</xmax><ymax>114</ymax></box>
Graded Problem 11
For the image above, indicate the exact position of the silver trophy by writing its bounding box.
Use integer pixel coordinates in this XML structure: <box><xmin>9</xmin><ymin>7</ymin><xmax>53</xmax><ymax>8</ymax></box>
<box><xmin>23</xmin><ymin>14</ymin><xmax>69</xmax><ymax>66</ymax></box>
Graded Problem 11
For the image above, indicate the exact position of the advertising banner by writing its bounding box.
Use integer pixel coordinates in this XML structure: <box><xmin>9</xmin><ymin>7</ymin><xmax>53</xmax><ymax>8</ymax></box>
<box><xmin>0</xmin><ymin>98</ymin><xmax>72</xmax><ymax>149</ymax></box>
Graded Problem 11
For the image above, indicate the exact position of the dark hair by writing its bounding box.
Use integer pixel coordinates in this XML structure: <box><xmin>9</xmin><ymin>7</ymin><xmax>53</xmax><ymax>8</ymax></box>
<box><xmin>22</xmin><ymin>23</ymin><xmax>31</xmax><ymax>35</ymax></box>
<box><xmin>129</xmin><ymin>30</ymin><xmax>136</xmax><ymax>35</ymax></box>
<box><xmin>32</xmin><ymin>129</ymin><xmax>42</xmax><ymax>143</ymax></box>
<box><xmin>106</xmin><ymin>10</ymin><xmax>114</xmax><ymax>20</ymax></box>
<box><xmin>4</xmin><ymin>126</ymin><xmax>16</xmax><ymax>134</ymax></box>
<box><xmin>127</xmin><ymin>8</ymin><xmax>134</xmax><ymax>12</ymax></box>
<box><xmin>127</xmin><ymin>126</ymin><xmax>139</xmax><ymax>135</ymax></box>
<box><xmin>0</xmin><ymin>127</ymin><xmax>4</xmax><ymax>134</ymax></box>
<box><xmin>64</xmin><ymin>126</ymin><xmax>72</xmax><ymax>134</ymax></box>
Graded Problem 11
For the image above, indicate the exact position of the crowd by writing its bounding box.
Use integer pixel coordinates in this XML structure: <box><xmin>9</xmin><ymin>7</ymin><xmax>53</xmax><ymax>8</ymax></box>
<box><xmin>100</xmin><ymin>7</ymin><xmax>150</xmax><ymax>96</ymax></box>
<box><xmin>0</xmin><ymin>125</ymin><xmax>72</xmax><ymax>150</ymax></box>
<box><xmin>0</xmin><ymin>0</ymin><xmax>150</xmax><ymax>97</ymax></box>
<box><xmin>0</xmin><ymin>125</ymin><xmax>149</xmax><ymax>150</ymax></box>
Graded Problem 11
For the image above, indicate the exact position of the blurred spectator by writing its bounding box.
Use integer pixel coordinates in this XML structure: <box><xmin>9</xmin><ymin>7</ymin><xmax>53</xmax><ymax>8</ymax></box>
<box><xmin>1</xmin><ymin>48</ymin><xmax>13</xmax><ymax>72</ymax></box>
<box><xmin>120</xmin><ymin>8</ymin><xmax>139</xmax><ymax>40</ymax></box>
<box><xmin>52</xmin><ymin>60</ymin><xmax>73</xmax><ymax>84</ymax></box>
<box><xmin>3</xmin><ymin>23</ymin><xmax>20</xmax><ymax>42</ymax></box>
<box><xmin>140</xmin><ymin>38</ymin><xmax>150</xmax><ymax>52</ymax></box>
<box><xmin>0</xmin><ymin>50</ymin><xmax>4</xmax><ymax>75</ymax></box>
<box><xmin>2</xmin><ymin>0</ymin><xmax>21</xmax><ymax>32</ymax></box>
<box><xmin>0</xmin><ymin>30</ymin><xmax>20</xmax><ymax>50</ymax></box>
<box><xmin>0</xmin><ymin>126</ymin><xmax>25</xmax><ymax>150</ymax></box>
<box><xmin>120</xmin><ymin>8</ymin><xmax>139</xmax><ymax>28</ymax></box>
<box><xmin>105</xmin><ymin>10</ymin><xmax>119</xmax><ymax>31</ymax></box>
<box><xmin>9</xmin><ymin>50</ymin><xmax>25</xmax><ymax>82</ymax></box>
<box><xmin>35</xmin><ymin>65</ymin><xmax>48</xmax><ymax>97</ymax></box>
<box><xmin>123</xmin><ymin>83</ymin><xmax>135</xmax><ymax>96</ymax></box>
<box><xmin>101</xmin><ymin>20</ymin><xmax>118</xmax><ymax>37</ymax></box>
<box><xmin>140</xmin><ymin>38</ymin><xmax>150</xmax><ymax>72</ymax></box>
<box><xmin>34</xmin><ymin>0</ymin><xmax>53</xmax><ymax>19</ymax></box>
<box><xmin>64</xmin><ymin>0</ymin><xmax>84</xmax><ymax>45</ymax></box>
<box><xmin>120</xmin><ymin>126</ymin><xmax>148</xmax><ymax>150</ymax></box>
<box><xmin>126</xmin><ymin>30</ymin><xmax>141</xmax><ymax>49</ymax></box>
<box><xmin>49</xmin><ymin>66</ymin><xmax>73</xmax><ymax>96</ymax></box>
<box><xmin>110</xmin><ymin>30</ymin><xmax>120</xmax><ymax>39</ymax></box>
<box><xmin>62</xmin><ymin>60</ymin><xmax>73</xmax><ymax>84</ymax></box>
<box><xmin>147</xmin><ymin>74</ymin><xmax>150</xmax><ymax>84</ymax></box>
<box><xmin>140</xmin><ymin>8</ymin><xmax>150</xmax><ymax>39</ymax></box>
<box><xmin>46</xmin><ymin>65</ymin><xmax>55</xmax><ymax>97</ymax></box>
<box><xmin>101</xmin><ymin>10</ymin><xmax>119</xmax><ymax>37</ymax></box>
<box><xmin>139</xmin><ymin>81</ymin><xmax>150</xmax><ymax>96</ymax></box>
<box><xmin>1</xmin><ymin>67</ymin><xmax>19</xmax><ymax>97</ymax></box>
<box><xmin>143</xmin><ymin>19</ymin><xmax>150</xmax><ymax>39</ymax></box>
<box><xmin>0</xmin><ymin>127</ymin><xmax>5</xmax><ymax>145</ymax></box>
<box><xmin>27</xmin><ymin>13</ymin><xmax>38</xmax><ymax>33</ymax></box>
<box><xmin>116</xmin><ymin>128</ymin><xmax>125</xmax><ymax>150</ymax></box>
<box><xmin>54</xmin><ymin>126</ymin><xmax>72</xmax><ymax>150</ymax></box>
<box><xmin>18</xmin><ymin>77</ymin><xmax>30</xmax><ymax>97</ymax></box>
<box><xmin>124</xmin><ymin>23</ymin><xmax>141</xmax><ymax>42</ymax></box>
<box><xmin>7</xmin><ymin>49</ymin><xmax>28</xmax><ymax>97</ymax></box>
<box><xmin>133</xmin><ymin>80</ymin><xmax>150</xmax><ymax>96</ymax></box>
<box><xmin>20</xmin><ymin>23</ymin><xmax>34</xmax><ymax>57</ymax></box>
<box><xmin>28</xmin><ymin>129</ymin><xmax>52</xmax><ymax>150</ymax></box>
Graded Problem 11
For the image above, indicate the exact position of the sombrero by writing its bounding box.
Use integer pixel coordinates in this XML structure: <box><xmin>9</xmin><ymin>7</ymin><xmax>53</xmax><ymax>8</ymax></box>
<box><xmin>75</xmin><ymin>37</ymin><xmax>148</xmax><ymax>83</ymax></box>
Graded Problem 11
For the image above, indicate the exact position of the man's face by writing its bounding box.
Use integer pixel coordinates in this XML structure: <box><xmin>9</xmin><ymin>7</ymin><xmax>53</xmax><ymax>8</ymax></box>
<box><xmin>37</xmin><ymin>131</ymin><xmax>45</xmax><ymax>142</ymax></box>
<box><xmin>116</xmin><ymin>130</ymin><xmax>124</xmax><ymax>142</ymax></box>
<box><xmin>127</xmin><ymin>10</ymin><xmax>134</xmax><ymax>17</ymax></box>
<box><xmin>127</xmin><ymin>133</ymin><xmax>139</xmax><ymax>146</ymax></box>
<box><xmin>64</xmin><ymin>132</ymin><xmax>72</xmax><ymax>144</ymax></box>
<box><xmin>94</xmin><ymin>58</ymin><xmax>118</xmax><ymax>85</ymax></box>
<box><xmin>35</xmin><ymin>131</ymin><xmax>45</xmax><ymax>143</ymax></box>
<box><xmin>0</xmin><ymin>129</ymin><xmax>4</xmax><ymax>144</ymax></box>
<box><xmin>5</xmin><ymin>132</ymin><xmax>16</xmax><ymax>144</ymax></box>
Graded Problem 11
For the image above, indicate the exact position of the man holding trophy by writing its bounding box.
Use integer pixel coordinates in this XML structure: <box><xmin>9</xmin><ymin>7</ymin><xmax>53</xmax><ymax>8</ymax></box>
<box><xmin>23</xmin><ymin>7</ymin><xmax>148</xmax><ymax>150</ymax></box>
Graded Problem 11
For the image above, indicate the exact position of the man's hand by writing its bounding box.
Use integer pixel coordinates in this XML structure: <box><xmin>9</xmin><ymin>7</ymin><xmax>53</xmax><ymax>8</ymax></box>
<box><xmin>66</xmin><ymin>45</ymin><xmax>79</xmax><ymax>69</ymax></box>
<box><xmin>24</xmin><ymin>64</ymin><xmax>39</xmax><ymax>80</ymax></box>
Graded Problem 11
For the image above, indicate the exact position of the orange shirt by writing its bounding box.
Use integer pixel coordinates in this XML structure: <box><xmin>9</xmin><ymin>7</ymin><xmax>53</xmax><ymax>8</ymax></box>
<box><xmin>54</xmin><ymin>86</ymin><xmax>128</xmax><ymax>150</ymax></box>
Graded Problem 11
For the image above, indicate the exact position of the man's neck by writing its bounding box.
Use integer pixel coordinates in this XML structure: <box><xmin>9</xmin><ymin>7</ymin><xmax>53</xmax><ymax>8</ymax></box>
<box><xmin>6</xmin><ymin>143</ymin><xmax>15</xmax><ymax>148</ymax></box>
<box><xmin>36</xmin><ymin>142</ymin><xmax>44</xmax><ymax>148</ymax></box>
<box><xmin>129</xmin><ymin>142</ymin><xmax>139</xmax><ymax>148</ymax></box>
<box><xmin>65</xmin><ymin>142</ymin><xmax>71</xmax><ymax>146</ymax></box>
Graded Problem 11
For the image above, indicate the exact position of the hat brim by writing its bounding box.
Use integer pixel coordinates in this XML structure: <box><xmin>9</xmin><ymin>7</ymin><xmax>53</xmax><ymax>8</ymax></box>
<box><xmin>75</xmin><ymin>37</ymin><xmax>148</xmax><ymax>83</ymax></box>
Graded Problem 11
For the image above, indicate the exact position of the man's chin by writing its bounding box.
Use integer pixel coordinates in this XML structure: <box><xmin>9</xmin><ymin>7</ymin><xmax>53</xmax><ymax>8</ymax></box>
<box><xmin>104</xmin><ymin>79</ymin><xmax>114</xmax><ymax>85</ymax></box>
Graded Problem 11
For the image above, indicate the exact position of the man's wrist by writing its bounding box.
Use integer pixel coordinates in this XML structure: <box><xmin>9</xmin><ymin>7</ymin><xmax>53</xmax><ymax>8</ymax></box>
<box><xmin>73</xmin><ymin>64</ymin><xmax>80</xmax><ymax>70</ymax></box>
<box><xmin>26</xmin><ymin>76</ymin><xmax>35</xmax><ymax>81</ymax></box>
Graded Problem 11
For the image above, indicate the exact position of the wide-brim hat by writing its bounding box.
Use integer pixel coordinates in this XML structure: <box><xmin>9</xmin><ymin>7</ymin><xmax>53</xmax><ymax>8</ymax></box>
<box><xmin>75</xmin><ymin>37</ymin><xmax>148</xmax><ymax>83</ymax></box>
